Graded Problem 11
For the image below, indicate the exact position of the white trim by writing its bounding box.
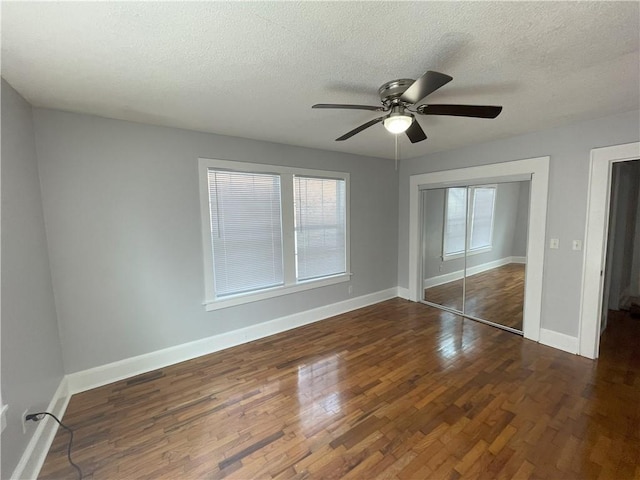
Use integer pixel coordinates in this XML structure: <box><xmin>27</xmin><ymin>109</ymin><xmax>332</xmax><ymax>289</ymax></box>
<box><xmin>443</xmin><ymin>246</ymin><xmax>492</xmax><ymax>262</ymax></box>
<box><xmin>423</xmin><ymin>256</ymin><xmax>522</xmax><ymax>289</ymax></box>
<box><xmin>424</xmin><ymin>270</ymin><xmax>465</xmax><ymax>290</ymax></box>
<box><xmin>198</xmin><ymin>157</ymin><xmax>351</xmax><ymax>309</ymax></box>
<box><xmin>397</xmin><ymin>286</ymin><xmax>411</xmax><ymax>300</ymax></box>
<box><xmin>539</xmin><ymin>328</ymin><xmax>579</xmax><ymax>355</ymax></box>
<box><xmin>1</xmin><ymin>403</ymin><xmax>8</xmax><ymax>433</ymax></box>
<box><xmin>11</xmin><ymin>378</ymin><xmax>71</xmax><ymax>480</ymax></box>
<box><xmin>579</xmin><ymin>142</ymin><xmax>640</xmax><ymax>359</ymax></box>
<box><xmin>67</xmin><ymin>288</ymin><xmax>397</xmax><ymax>394</ymax></box>
<box><xmin>409</xmin><ymin>156</ymin><xmax>549</xmax><ymax>343</ymax></box>
<box><xmin>204</xmin><ymin>273</ymin><xmax>351</xmax><ymax>311</ymax></box>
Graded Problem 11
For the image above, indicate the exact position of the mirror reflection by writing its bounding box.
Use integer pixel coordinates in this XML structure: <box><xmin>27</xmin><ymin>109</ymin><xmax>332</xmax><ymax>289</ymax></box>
<box><xmin>422</xmin><ymin>188</ymin><xmax>465</xmax><ymax>312</ymax></box>
<box><xmin>421</xmin><ymin>180</ymin><xmax>530</xmax><ymax>333</ymax></box>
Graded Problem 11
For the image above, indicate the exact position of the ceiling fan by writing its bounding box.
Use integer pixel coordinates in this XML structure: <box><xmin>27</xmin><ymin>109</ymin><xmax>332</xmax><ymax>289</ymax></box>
<box><xmin>312</xmin><ymin>70</ymin><xmax>502</xmax><ymax>143</ymax></box>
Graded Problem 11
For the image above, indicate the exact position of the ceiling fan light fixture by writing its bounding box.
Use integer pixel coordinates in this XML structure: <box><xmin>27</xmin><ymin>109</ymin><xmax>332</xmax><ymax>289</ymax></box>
<box><xmin>383</xmin><ymin>112</ymin><xmax>413</xmax><ymax>134</ymax></box>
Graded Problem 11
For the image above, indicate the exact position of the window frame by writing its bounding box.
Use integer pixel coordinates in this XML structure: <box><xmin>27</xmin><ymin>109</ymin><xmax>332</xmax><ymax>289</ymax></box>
<box><xmin>442</xmin><ymin>185</ymin><xmax>496</xmax><ymax>261</ymax></box>
<box><xmin>198</xmin><ymin>158</ymin><xmax>350</xmax><ymax>311</ymax></box>
<box><xmin>293</xmin><ymin>175</ymin><xmax>348</xmax><ymax>282</ymax></box>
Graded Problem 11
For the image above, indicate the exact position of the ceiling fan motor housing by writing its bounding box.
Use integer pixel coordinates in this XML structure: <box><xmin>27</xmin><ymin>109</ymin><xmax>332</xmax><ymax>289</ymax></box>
<box><xmin>378</xmin><ymin>79</ymin><xmax>414</xmax><ymax>105</ymax></box>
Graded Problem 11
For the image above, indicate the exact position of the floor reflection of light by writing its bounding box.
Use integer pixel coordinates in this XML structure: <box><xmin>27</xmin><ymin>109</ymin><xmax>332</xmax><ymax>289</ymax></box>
<box><xmin>438</xmin><ymin>339</ymin><xmax>460</xmax><ymax>359</ymax></box>
<box><xmin>436</xmin><ymin>315</ymin><xmax>466</xmax><ymax>360</ymax></box>
<box><xmin>297</xmin><ymin>354</ymin><xmax>343</xmax><ymax>434</ymax></box>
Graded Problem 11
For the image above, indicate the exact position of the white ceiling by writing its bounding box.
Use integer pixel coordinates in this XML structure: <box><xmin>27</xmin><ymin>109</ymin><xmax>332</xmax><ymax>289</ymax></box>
<box><xmin>2</xmin><ymin>1</ymin><xmax>639</xmax><ymax>160</ymax></box>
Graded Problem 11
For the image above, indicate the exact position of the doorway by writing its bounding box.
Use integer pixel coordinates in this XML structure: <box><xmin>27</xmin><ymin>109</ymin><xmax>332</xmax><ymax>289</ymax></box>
<box><xmin>602</xmin><ymin>160</ymin><xmax>640</xmax><ymax>330</ymax></box>
<box><xmin>594</xmin><ymin>158</ymin><xmax>640</xmax><ymax>383</ymax></box>
<box><xmin>579</xmin><ymin>142</ymin><xmax>640</xmax><ymax>359</ymax></box>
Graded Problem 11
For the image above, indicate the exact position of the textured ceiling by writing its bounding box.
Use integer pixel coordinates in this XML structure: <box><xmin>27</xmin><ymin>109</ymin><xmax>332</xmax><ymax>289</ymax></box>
<box><xmin>2</xmin><ymin>1</ymin><xmax>639</xmax><ymax>160</ymax></box>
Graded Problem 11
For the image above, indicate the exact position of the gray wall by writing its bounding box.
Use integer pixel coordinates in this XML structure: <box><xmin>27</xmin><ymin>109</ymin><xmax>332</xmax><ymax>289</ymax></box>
<box><xmin>32</xmin><ymin>108</ymin><xmax>399</xmax><ymax>373</ymax></box>
<box><xmin>421</xmin><ymin>181</ymin><xmax>528</xmax><ymax>280</ymax></box>
<box><xmin>512</xmin><ymin>181</ymin><xmax>530</xmax><ymax>257</ymax></box>
<box><xmin>1</xmin><ymin>80</ymin><xmax>65</xmax><ymax>477</ymax></box>
<box><xmin>399</xmin><ymin>109</ymin><xmax>640</xmax><ymax>337</ymax></box>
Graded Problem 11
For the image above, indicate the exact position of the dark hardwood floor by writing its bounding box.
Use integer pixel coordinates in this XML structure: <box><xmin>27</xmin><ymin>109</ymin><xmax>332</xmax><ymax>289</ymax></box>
<box><xmin>424</xmin><ymin>263</ymin><xmax>525</xmax><ymax>331</ymax></box>
<box><xmin>39</xmin><ymin>300</ymin><xmax>639</xmax><ymax>479</ymax></box>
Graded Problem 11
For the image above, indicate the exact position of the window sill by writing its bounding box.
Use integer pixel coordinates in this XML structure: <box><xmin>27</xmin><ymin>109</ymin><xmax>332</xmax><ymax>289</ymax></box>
<box><xmin>203</xmin><ymin>273</ymin><xmax>352</xmax><ymax>311</ymax></box>
<box><xmin>443</xmin><ymin>246</ymin><xmax>492</xmax><ymax>261</ymax></box>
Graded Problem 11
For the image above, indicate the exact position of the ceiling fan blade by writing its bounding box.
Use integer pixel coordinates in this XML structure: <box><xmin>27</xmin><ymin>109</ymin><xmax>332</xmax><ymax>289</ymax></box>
<box><xmin>417</xmin><ymin>104</ymin><xmax>503</xmax><ymax>118</ymax></box>
<box><xmin>313</xmin><ymin>103</ymin><xmax>385</xmax><ymax>111</ymax></box>
<box><xmin>336</xmin><ymin>116</ymin><xmax>385</xmax><ymax>141</ymax></box>
<box><xmin>405</xmin><ymin>120</ymin><xmax>427</xmax><ymax>143</ymax></box>
<box><xmin>400</xmin><ymin>71</ymin><xmax>453</xmax><ymax>105</ymax></box>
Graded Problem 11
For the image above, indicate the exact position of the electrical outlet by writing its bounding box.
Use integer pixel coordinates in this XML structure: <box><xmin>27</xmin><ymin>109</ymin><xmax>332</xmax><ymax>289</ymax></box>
<box><xmin>348</xmin><ymin>285</ymin><xmax>353</xmax><ymax>295</ymax></box>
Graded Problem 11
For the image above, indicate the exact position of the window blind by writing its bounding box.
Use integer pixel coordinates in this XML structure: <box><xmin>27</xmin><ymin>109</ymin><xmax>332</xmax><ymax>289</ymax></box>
<box><xmin>444</xmin><ymin>187</ymin><xmax>467</xmax><ymax>256</ymax></box>
<box><xmin>469</xmin><ymin>187</ymin><xmax>495</xmax><ymax>250</ymax></box>
<box><xmin>208</xmin><ymin>170</ymin><xmax>284</xmax><ymax>297</ymax></box>
<box><xmin>294</xmin><ymin>176</ymin><xmax>346</xmax><ymax>281</ymax></box>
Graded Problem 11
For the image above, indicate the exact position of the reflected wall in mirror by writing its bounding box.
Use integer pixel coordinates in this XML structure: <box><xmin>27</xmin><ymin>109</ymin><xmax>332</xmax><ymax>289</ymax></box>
<box><xmin>422</xmin><ymin>188</ymin><xmax>465</xmax><ymax>311</ymax></box>
<box><xmin>421</xmin><ymin>180</ymin><xmax>530</xmax><ymax>333</ymax></box>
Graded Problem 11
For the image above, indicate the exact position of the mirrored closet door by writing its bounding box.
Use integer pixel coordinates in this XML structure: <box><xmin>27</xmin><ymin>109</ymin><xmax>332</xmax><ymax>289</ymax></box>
<box><xmin>420</xmin><ymin>180</ymin><xmax>530</xmax><ymax>333</ymax></box>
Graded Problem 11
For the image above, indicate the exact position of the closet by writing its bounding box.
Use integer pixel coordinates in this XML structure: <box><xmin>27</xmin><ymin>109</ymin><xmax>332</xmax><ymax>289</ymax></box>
<box><xmin>420</xmin><ymin>180</ymin><xmax>531</xmax><ymax>333</ymax></box>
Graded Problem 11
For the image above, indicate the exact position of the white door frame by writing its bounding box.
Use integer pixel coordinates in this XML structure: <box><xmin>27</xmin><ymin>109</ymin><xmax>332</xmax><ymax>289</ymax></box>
<box><xmin>579</xmin><ymin>142</ymin><xmax>640</xmax><ymax>359</ymax></box>
<box><xmin>409</xmin><ymin>156</ymin><xmax>550</xmax><ymax>341</ymax></box>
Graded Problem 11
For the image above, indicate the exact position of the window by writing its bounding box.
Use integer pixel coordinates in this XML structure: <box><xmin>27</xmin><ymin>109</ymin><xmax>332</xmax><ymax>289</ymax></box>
<box><xmin>208</xmin><ymin>171</ymin><xmax>284</xmax><ymax>297</ymax></box>
<box><xmin>443</xmin><ymin>186</ymin><xmax>496</xmax><ymax>259</ymax></box>
<box><xmin>199</xmin><ymin>158</ymin><xmax>350</xmax><ymax>310</ymax></box>
<box><xmin>469</xmin><ymin>186</ymin><xmax>496</xmax><ymax>251</ymax></box>
<box><xmin>294</xmin><ymin>176</ymin><xmax>346</xmax><ymax>281</ymax></box>
<box><xmin>443</xmin><ymin>187</ymin><xmax>468</xmax><ymax>257</ymax></box>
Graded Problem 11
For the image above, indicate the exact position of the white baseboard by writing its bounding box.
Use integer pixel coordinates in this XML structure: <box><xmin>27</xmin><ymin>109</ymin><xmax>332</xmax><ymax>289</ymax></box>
<box><xmin>423</xmin><ymin>270</ymin><xmax>464</xmax><ymax>290</ymax></box>
<box><xmin>11</xmin><ymin>378</ymin><xmax>71</xmax><ymax>480</ymax></box>
<box><xmin>539</xmin><ymin>328</ymin><xmax>578</xmax><ymax>355</ymax></box>
<box><xmin>423</xmin><ymin>256</ymin><xmax>523</xmax><ymax>289</ymax></box>
<box><xmin>67</xmin><ymin>288</ymin><xmax>398</xmax><ymax>394</ymax></box>
<box><xmin>397</xmin><ymin>286</ymin><xmax>411</xmax><ymax>300</ymax></box>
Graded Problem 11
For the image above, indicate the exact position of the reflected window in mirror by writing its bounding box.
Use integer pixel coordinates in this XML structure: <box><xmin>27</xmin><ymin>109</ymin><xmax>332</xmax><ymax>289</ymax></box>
<box><xmin>443</xmin><ymin>186</ymin><xmax>496</xmax><ymax>260</ymax></box>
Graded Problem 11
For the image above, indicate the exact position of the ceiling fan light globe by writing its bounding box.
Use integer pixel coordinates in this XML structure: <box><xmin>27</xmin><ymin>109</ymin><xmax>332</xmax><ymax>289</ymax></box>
<box><xmin>383</xmin><ymin>114</ymin><xmax>413</xmax><ymax>134</ymax></box>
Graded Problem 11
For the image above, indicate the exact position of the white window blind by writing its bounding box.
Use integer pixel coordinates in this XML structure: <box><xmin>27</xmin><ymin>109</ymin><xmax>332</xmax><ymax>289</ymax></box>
<box><xmin>294</xmin><ymin>176</ymin><xmax>347</xmax><ymax>281</ymax></box>
<box><xmin>200</xmin><ymin>158</ymin><xmax>350</xmax><ymax>310</ymax></box>
<box><xmin>443</xmin><ymin>187</ymin><xmax>468</xmax><ymax>256</ymax></box>
<box><xmin>469</xmin><ymin>187</ymin><xmax>496</xmax><ymax>250</ymax></box>
<box><xmin>443</xmin><ymin>186</ymin><xmax>496</xmax><ymax>258</ymax></box>
<box><xmin>208</xmin><ymin>170</ymin><xmax>284</xmax><ymax>297</ymax></box>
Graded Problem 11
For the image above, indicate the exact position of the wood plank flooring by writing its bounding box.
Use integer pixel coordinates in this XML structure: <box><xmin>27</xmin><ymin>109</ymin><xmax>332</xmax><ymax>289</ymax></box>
<box><xmin>424</xmin><ymin>263</ymin><xmax>525</xmax><ymax>331</ymax></box>
<box><xmin>39</xmin><ymin>300</ymin><xmax>640</xmax><ymax>479</ymax></box>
